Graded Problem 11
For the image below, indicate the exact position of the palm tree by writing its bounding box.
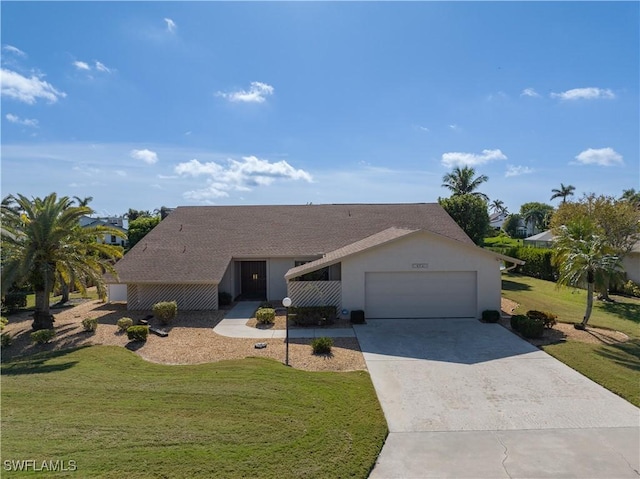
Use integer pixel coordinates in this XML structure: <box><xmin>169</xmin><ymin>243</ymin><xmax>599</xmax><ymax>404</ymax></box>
<box><xmin>553</xmin><ymin>219</ymin><xmax>622</xmax><ymax>329</ymax></box>
<box><xmin>490</xmin><ymin>199</ymin><xmax>507</xmax><ymax>215</ymax></box>
<box><xmin>550</xmin><ymin>183</ymin><xmax>575</xmax><ymax>204</ymax></box>
<box><xmin>441</xmin><ymin>166</ymin><xmax>489</xmax><ymax>201</ymax></box>
<box><xmin>1</xmin><ymin>193</ymin><xmax>124</xmax><ymax>330</ymax></box>
<box><xmin>73</xmin><ymin>195</ymin><xmax>94</xmax><ymax>207</ymax></box>
<box><xmin>621</xmin><ymin>188</ymin><xmax>640</xmax><ymax>208</ymax></box>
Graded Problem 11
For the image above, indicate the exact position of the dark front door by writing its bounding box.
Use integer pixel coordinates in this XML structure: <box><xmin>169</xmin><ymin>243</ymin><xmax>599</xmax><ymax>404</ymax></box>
<box><xmin>240</xmin><ymin>261</ymin><xmax>267</xmax><ymax>300</ymax></box>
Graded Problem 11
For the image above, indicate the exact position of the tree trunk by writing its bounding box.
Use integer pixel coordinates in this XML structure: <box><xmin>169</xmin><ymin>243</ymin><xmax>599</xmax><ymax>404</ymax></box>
<box><xmin>580</xmin><ymin>281</ymin><xmax>595</xmax><ymax>328</ymax></box>
<box><xmin>32</xmin><ymin>268</ymin><xmax>55</xmax><ymax>331</ymax></box>
<box><xmin>58</xmin><ymin>281</ymin><xmax>70</xmax><ymax>305</ymax></box>
<box><xmin>596</xmin><ymin>276</ymin><xmax>613</xmax><ymax>302</ymax></box>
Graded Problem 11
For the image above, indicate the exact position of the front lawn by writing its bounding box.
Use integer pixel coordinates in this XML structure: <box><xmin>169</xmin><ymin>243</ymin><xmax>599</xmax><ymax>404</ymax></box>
<box><xmin>1</xmin><ymin>346</ymin><xmax>387</xmax><ymax>478</ymax></box>
<box><xmin>502</xmin><ymin>273</ymin><xmax>640</xmax><ymax>406</ymax></box>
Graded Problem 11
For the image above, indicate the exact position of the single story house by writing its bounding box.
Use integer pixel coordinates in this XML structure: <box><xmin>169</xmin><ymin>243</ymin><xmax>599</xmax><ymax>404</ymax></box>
<box><xmin>523</xmin><ymin>230</ymin><xmax>554</xmax><ymax>248</ymax></box>
<box><xmin>80</xmin><ymin>215</ymin><xmax>128</xmax><ymax>248</ymax></box>
<box><xmin>107</xmin><ymin>203</ymin><xmax>523</xmax><ymax>319</ymax></box>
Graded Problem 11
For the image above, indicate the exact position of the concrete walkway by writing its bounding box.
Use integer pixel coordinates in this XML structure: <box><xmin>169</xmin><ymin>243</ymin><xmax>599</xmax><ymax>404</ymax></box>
<box><xmin>212</xmin><ymin>301</ymin><xmax>356</xmax><ymax>339</ymax></box>
<box><xmin>355</xmin><ymin>318</ymin><xmax>640</xmax><ymax>478</ymax></box>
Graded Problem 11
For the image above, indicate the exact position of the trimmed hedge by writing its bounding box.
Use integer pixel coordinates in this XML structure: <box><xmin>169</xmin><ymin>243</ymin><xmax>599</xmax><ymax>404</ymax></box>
<box><xmin>256</xmin><ymin>308</ymin><xmax>275</xmax><ymax>325</ymax></box>
<box><xmin>481</xmin><ymin>310</ymin><xmax>500</xmax><ymax>323</ymax></box>
<box><xmin>510</xmin><ymin>314</ymin><xmax>545</xmax><ymax>339</ymax></box>
<box><xmin>505</xmin><ymin>247</ymin><xmax>557</xmax><ymax>281</ymax></box>
<box><xmin>153</xmin><ymin>301</ymin><xmax>178</xmax><ymax>325</ymax></box>
<box><xmin>126</xmin><ymin>325</ymin><xmax>149</xmax><ymax>342</ymax></box>
<box><xmin>526</xmin><ymin>310</ymin><xmax>557</xmax><ymax>329</ymax></box>
<box><xmin>1</xmin><ymin>291</ymin><xmax>27</xmax><ymax>314</ymax></box>
<box><xmin>289</xmin><ymin>306</ymin><xmax>337</xmax><ymax>327</ymax></box>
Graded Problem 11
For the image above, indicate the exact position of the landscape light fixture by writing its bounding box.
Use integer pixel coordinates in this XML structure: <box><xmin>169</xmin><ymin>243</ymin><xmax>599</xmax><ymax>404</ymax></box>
<box><xmin>282</xmin><ymin>297</ymin><xmax>292</xmax><ymax>366</ymax></box>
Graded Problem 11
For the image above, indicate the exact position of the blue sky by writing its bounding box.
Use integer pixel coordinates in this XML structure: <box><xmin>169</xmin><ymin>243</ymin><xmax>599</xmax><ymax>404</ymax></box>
<box><xmin>2</xmin><ymin>2</ymin><xmax>638</xmax><ymax>217</ymax></box>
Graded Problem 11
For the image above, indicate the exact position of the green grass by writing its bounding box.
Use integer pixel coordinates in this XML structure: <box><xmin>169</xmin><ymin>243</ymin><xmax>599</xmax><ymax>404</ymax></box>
<box><xmin>543</xmin><ymin>340</ymin><xmax>640</xmax><ymax>407</ymax></box>
<box><xmin>1</xmin><ymin>346</ymin><xmax>387</xmax><ymax>478</ymax></box>
<box><xmin>18</xmin><ymin>290</ymin><xmax>100</xmax><ymax>311</ymax></box>
<box><xmin>483</xmin><ymin>236</ymin><xmax>522</xmax><ymax>249</ymax></box>
<box><xmin>502</xmin><ymin>273</ymin><xmax>640</xmax><ymax>337</ymax></box>
<box><xmin>502</xmin><ymin>273</ymin><xmax>640</xmax><ymax>406</ymax></box>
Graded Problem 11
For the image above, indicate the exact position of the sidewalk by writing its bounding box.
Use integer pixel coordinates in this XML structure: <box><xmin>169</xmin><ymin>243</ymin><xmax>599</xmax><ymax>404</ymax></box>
<box><xmin>212</xmin><ymin>301</ymin><xmax>356</xmax><ymax>339</ymax></box>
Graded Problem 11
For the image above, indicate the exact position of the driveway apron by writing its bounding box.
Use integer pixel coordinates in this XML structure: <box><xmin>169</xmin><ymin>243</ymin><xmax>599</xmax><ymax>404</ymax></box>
<box><xmin>355</xmin><ymin>318</ymin><xmax>639</xmax><ymax>478</ymax></box>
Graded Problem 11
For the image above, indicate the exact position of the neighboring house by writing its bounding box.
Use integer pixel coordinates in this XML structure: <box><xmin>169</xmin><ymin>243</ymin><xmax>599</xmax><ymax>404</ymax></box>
<box><xmin>622</xmin><ymin>242</ymin><xmax>640</xmax><ymax>284</ymax></box>
<box><xmin>489</xmin><ymin>211</ymin><xmax>509</xmax><ymax>229</ymax></box>
<box><xmin>107</xmin><ymin>204</ymin><xmax>522</xmax><ymax>319</ymax></box>
<box><xmin>523</xmin><ymin>230</ymin><xmax>554</xmax><ymax>248</ymax></box>
<box><xmin>80</xmin><ymin>215</ymin><xmax>128</xmax><ymax>248</ymax></box>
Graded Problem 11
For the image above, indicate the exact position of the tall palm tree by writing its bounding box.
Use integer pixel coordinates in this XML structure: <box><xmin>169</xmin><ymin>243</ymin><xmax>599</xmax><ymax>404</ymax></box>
<box><xmin>441</xmin><ymin>166</ymin><xmax>489</xmax><ymax>201</ymax></box>
<box><xmin>73</xmin><ymin>195</ymin><xmax>94</xmax><ymax>207</ymax></box>
<box><xmin>621</xmin><ymin>188</ymin><xmax>640</xmax><ymax>208</ymax></box>
<box><xmin>553</xmin><ymin>219</ymin><xmax>621</xmax><ymax>329</ymax></box>
<box><xmin>1</xmin><ymin>193</ymin><xmax>124</xmax><ymax>330</ymax></box>
<box><xmin>550</xmin><ymin>183</ymin><xmax>575</xmax><ymax>204</ymax></box>
<box><xmin>490</xmin><ymin>199</ymin><xmax>507</xmax><ymax>214</ymax></box>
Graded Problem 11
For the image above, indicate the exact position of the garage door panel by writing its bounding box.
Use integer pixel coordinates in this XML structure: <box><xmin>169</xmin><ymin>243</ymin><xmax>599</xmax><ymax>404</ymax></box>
<box><xmin>365</xmin><ymin>271</ymin><xmax>476</xmax><ymax>318</ymax></box>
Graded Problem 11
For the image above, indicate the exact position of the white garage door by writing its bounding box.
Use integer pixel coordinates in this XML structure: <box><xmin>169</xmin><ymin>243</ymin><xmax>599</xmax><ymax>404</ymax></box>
<box><xmin>365</xmin><ymin>271</ymin><xmax>477</xmax><ymax>318</ymax></box>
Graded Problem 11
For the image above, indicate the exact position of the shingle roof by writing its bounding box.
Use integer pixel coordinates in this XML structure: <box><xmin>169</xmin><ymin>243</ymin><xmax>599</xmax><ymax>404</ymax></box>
<box><xmin>285</xmin><ymin>227</ymin><xmax>418</xmax><ymax>280</ymax></box>
<box><xmin>112</xmin><ymin>203</ymin><xmax>475</xmax><ymax>284</ymax></box>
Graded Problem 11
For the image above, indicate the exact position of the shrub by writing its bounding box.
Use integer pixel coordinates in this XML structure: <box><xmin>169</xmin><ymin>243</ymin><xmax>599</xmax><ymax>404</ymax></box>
<box><xmin>82</xmin><ymin>317</ymin><xmax>98</xmax><ymax>332</ymax></box>
<box><xmin>117</xmin><ymin>317</ymin><xmax>134</xmax><ymax>332</ymax></box>
<box><xmin>519</xmin><ymin>317</ymin><xmax>545</xmax><ymax>339</ymax></box>
<box><xmin>218</xmin><ymin>291</ymin><xmax>233</xmax><ymax>306</ymax></box>
<box><xmin>622</xmin><ymin>280</ymin><xmax>640</xmax><ymax>298</ymax></box>
<box><xmin>1</xmin><ymin>291</ymin><xmax>27</xmax><ymax>314</ymax></box>
<box><xmin>1</xmin><ymin>332</ymin><xmax>12</xmax><ymax>347</ymax></box>
<box><xmin>31</xmin><ymin>329</ymin><xmax>56</xmax><ymax>344</ymax></box>
<box><xmin>153</xmin><ymin>301</ymin><xmax>178</xmax><ymax>325</ymax></box>
<box><xmin>259</xmin><ymin>301</ymin><xmax>272</xmax><ymax>309</ymax></box>
<box><xmin>311</xmin><ymin>337</ymin><xmax>333</xmax><ymax>354</ymax></box>
<box><xmin>126</xmin><ymin>325</ymin><xmax>149</xmax><ymax>342</ymax></box>
<box><xmin>0</xmin><ymin>316</ymin><xmax>8</xmax><ymax>331</ymax></box>
<box><xmin>506</xmin><ymin>247</ymin><xmax>557</xmax><ymax>281</ymax></box>
<box><xmin>256</xmin><ymin>308</ymin><xmax>275</xmax><ymax>325</ymax></box>
<box><xmin>482</xmin><ymin>310</ymin><xmax>500</xmax><ymax>323</ymax></box>
<box><xmin>526</xmin><ymin>310</ymin><xmax>557</xmax><ymax>329</ymax></box>
<box><xmin>510</xmin><ymin>314</ymin><xmax>527</xmax><ymax>331</ymax></box>
<box><xmin>289</xmin><ymin>306</ymin><xmax>337</xmax><ymax>326</ymax></box>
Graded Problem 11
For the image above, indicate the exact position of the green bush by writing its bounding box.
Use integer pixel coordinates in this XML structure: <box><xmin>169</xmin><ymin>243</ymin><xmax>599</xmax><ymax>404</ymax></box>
<box><xmin>506</xmin><ymin>247</ymin><xmax>557</xmax><ymax>281</ymax></box>
<box><xmin>622</xmin><ymin>280</ymin><xmax>640</xmax><ymax>298</ymax></box>
<box><xmin>481</xmin><ymin>310</ymin><xmax>500</xmax><ymax>323</ymax></box>
<box><xmin>519</xmin><ymin>317</ymin><xmax>545</xmax><ymax>339</ymax></box>
<box><xmin>510</xmin><ymin>314</ymin><xmax>527</xmax><ymax>331</ymax></box>
<box><xmin>1</xmin><ymin>332</ymin><xmax>12</xmax><ymax>347</ymax></box>
<box><xmin>289</xmin><ymin>306</ymin><xmax>337</xmax><ymax>326</ymax></box>
<box><xmin>153</xmin><ymin>301</ymin><xmax>178</xmax><ymax>325</ymax></box>
<box><xmin>526</xmin><ymin>310</ymin><xmax>557</xmax><ymax>329</ymax></box>
<box><xmin>31</xmin><ymin>329</ymin><xmax>56</xmax><ymax>344</ymax></box>
<box><xmin>1</xmin><ymin>316</ymin><xmax>8</xmax><ymax>331</ymax></box>
<box><xmin>117</xmin><ymin>317</ymin><xmax>134</xmax><ymax>332</ymax></box>
<box><xmin>218</xmin><ymin>292</ymin><xmax>233</xmax><ymax>306</ymax></box>
<box><xmin>1</xmin><ymin>291</ymin><xmax>27</xmax><ymax>314</ymax></box>
<box><xmin>311</xmin><ymin>337</ymin><xmax>333</xmax><ymax>354</ymax></box>
<box><xmin>256</xmin><ymin>308</ymin><xmax>275</xmax><ymax>325</ymax></box>
<box><xmin>82</xmin><ymin>317</ymin><xmax>98</xmax><ymax>332</ymax></box>
<box><xmin>126</xmin><ymin>325</ymin><xmax>149</xmax><ymax>342</ymax></box>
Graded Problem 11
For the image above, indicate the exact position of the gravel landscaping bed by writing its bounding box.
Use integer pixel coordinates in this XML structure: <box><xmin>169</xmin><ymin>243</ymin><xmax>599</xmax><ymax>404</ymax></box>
<box><xmin>1</xmin><ymin>301</ymin><xmax>366</xmax><ymax>372</ymax></box>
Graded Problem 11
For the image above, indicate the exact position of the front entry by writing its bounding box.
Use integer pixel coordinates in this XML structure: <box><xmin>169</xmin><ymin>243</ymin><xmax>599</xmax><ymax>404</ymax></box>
<box><xmin>240</xmin><ymin>261</ymin><xmax>267</xmax><ymax>300</ymax></box>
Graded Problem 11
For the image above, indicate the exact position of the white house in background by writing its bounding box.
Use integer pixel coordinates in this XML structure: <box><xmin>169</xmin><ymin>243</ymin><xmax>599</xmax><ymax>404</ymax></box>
<box><xmin>523</xmin><ymin>230</ymin><xmax>554</xmax><ymax>248</ymax></box>
<box><xmin>489</xmin><ymin>211</ymin><xmax>509</xmax><ymax>229</ymax></box>
<box><xmin>80</xmin><ymin>216</ymin><xmax>128</xmax><ymax>248</ymax></box>
<box><xmin>107</xmin><ymin>203</ymin><xmax>523</xmax><ymax>319</ymax></box>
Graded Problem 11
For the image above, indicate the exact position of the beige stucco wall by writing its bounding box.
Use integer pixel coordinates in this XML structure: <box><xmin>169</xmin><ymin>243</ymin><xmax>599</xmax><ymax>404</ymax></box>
<box><xmin>107</xmin><ymin>283</ymin><xmax>128</xmax><ymax>302</ymax></box>
<box><xmin>267</xmin><ymin>258</ymin><xmax>297</xmax><ymax>300</ymax></box>
<box><xmin>340</xmin><ymin>231</ymin><xmax>501</xmax><ymax>318</ymax></box>
<box><xmin>622</xmin><ymin>253</ymin><xmax>640</xmax><ymax>284</ymax></box>
<box><xmin>219</xmin><ymin>261</ymin><xmax>235</xmax><ymax>298</ymax></box>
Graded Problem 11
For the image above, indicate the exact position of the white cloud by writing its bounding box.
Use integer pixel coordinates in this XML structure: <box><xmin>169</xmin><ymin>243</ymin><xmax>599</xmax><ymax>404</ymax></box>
<box><xmin>551</xmin><ymin>87</ymin><xmax>615</xmax><ymax>101</ymax></box>
<box><xmin>2</xmin><ymin>45</ymin><xmax>26</xmax><ymax>57</ymax></box>
<box><xmin>115</xmin><ymin>170</ymin><xmax>127</xmax><ymax>177</ymax></box>
<box><xmin>130</xmin><ymin>148</ymin><xmax>159</xmax><ymax>165</ymax></box>
<box><xmin>73</xmin><ymin>61</ymin><xmax>91</xmax><ymax>71</ymax></box>
<box><xmin>0</xmin><ymin>68</ymin><xmax>66</xmax><ymax>104</ymax></box>
<box><xmin>95</xmin><ymin>61</ymin><xmax>112</xmax><ymax>73</ymax></box>
<box><xmin>216</xmin><ymin>81</ymin><xmax>274</xmax><ymax>103</ymax></box>
<box><xmin>505</xmin><ymin>165</ymin><xmax>534</xmax><ymax>177</ymax></box>
<box><xmin>175</xmin><ymin>155</ymin><xmax>313</xmax><ymax>200</ymax></box>
<box><xmin>441</xmin><ymin>149</ymin><xmax>507</xmax><ymax>168</ymax></box>
<box><xmin>414</xmin><ymin>125</ymin><xmax>430</xmax><ymax>132</ymax></box>
<box><xmin>573</xmin><ymin>147</ymin><xmax>623</xmax><ymax>166</ymax></box>
<box><xmin>521</xmin><ymin>88</ymin><xmax>540</xmax><ymax>98</ymax></box>
<box><xmin>5</xmin><ymin>113</ymin><xmax>38</xmax><ymax>127</ymax></box>
<box><xmin>164</xmin><ymin>18</ymin><xmax>177</xmax><ymax>33</ymax></box>
<box><xmin>448</xmin><ymin>124</ymin><xmax>459</xmax><ymax>131</ymax></box>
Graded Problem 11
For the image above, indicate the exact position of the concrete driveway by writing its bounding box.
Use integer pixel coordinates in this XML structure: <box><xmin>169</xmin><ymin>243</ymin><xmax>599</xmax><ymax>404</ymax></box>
<box><xmin>354</xmin><ymin>318</ymin><xmax>640</xmax><ymax>478</ymax></box>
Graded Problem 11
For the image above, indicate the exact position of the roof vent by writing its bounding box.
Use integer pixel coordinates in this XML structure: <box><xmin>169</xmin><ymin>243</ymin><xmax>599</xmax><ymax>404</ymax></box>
<box><xmin>179</xmin><ymin>224</ymin><xmax>183</xmax><ymax>231</ymax></box>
